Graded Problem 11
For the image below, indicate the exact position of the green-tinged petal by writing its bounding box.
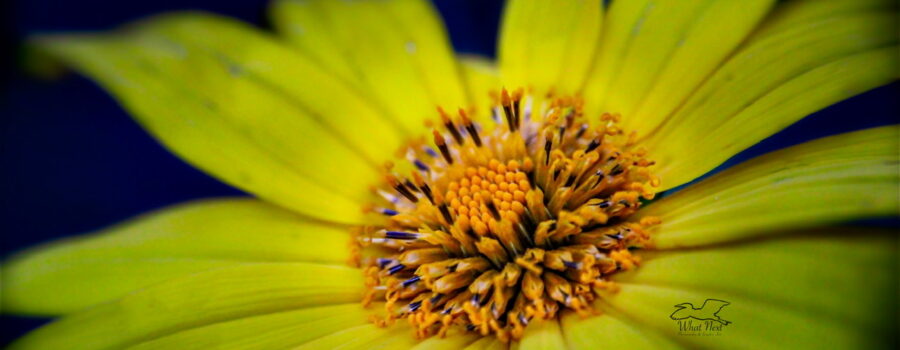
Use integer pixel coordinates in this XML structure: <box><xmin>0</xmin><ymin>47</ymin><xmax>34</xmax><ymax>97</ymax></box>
<box><xmin>601</xmin><ymin>232</ymin><xmax>897</xmax><ymax>349</ymax></box>
<box><xmin>644</xmin><ymin>11</ymin><xmax>899</xmax><ymax>190</ymax></box>
<box><xmin>270</xmin><ymin>0</ymin><xmax>470</xmax><ymax>134</ymax></box>
<box><xmin>9</xmin><ymin>263</ymin><xmax>363</xmax><ymax>350</ymax></box>
<box><xmin>639</xmin><ymin>126</ymin><xmax>899</xmax><ymax>248</ymax></box>
<box><xmin>560</xmin><ymin>309</ymin><xmax>681</xmax><ymax>350</ymax></box>
<box><xmin>518</xmin><ymin>317</ymin><xmax>566</xmax><ymax>350</ymax></box>
<box><xmin>410</xmin><ymin>331</ymin><xmax>481</xmax><ymax>350</ymax></box>
<box><xmin>135</xmin><ymin>14</ymin><xmax>406</xmax><ymax>162</ymax></box>
<box><xmin>622</xmin><ymin>0</ymin><xmax>775</xmax><ymax>134</ymax></box>
<box><xmin>498</xmin><ymin>0</ymin><xmax>602</xmax><ymax>96</ymax></box>
<box><xmin>292</xmin><ymin>323</ymin><xmax>417</xmax><ymax>350</ymax></box>
<box><xmin>127</xmin><ymin>303</ymin><xmax>370</xmax><ymax>350</ymax></box>
<box><xmin>463</xmin><ymin>337</ymin><xmax>505</xmax><ymax>350</ymax></box>
<box><xmin>34</xmin><ymin>13</ymin><xmax>391</xmax><ymax>224</ymax></box>
<box><xmin>1</xmin><ymin>198</ymin><xmax>351</xmax><ymax>315</ymax></box>
<box><xmin>618</xmin><ymin>229</ymin><xmax>897</xmax><ymax>331</ymax></box>
<box><xmin>459</xmin><ymin>55</ymin><xmax>501</xmax><ymax>121</ymax></box>
<box><xmin>750</xmin><ymin>0</ymin><xmax>895</xmax><ymax>41</ymax></box>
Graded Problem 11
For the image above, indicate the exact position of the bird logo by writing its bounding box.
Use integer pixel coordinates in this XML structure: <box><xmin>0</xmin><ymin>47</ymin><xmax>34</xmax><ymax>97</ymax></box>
<box><xmin>670</xmin><ymin>299</ymin><xmax>732</xmax><ymax>325</ymax></box>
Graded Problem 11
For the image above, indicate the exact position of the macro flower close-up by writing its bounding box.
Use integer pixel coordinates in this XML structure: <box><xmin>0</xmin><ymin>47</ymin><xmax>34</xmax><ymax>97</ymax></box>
<box><xmin>2</xmin><ymin>0</ymin><xmax>899</xmax><ymax>349</ymax></box>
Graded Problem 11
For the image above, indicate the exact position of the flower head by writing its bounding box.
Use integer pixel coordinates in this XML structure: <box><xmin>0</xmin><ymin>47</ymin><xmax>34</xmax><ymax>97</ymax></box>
<box><xmin>2</xmin><ymin>0</ymin><xmax>898</xmax><ymax>349</ymax></box>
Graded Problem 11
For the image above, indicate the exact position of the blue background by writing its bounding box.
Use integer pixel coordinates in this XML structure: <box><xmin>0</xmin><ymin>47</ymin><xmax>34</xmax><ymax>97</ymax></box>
<box><xmin>1</xmin><ymin>0</ymin><xmax>897</xmax><ymax>346</ymax></box>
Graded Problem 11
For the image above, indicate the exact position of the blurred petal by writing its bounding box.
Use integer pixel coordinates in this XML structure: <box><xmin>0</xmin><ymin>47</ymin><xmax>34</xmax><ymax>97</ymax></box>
<box><xmin>1</xmin><ymin>198</ymin><xmax>351</xmax><ymax>315</ymax></box>
<box><xmin>619</xmin><ymin>229</ymin><xmax>897</xmax><ymax>329</ymax></box>
<box><xmin>270</xmin><ymin>0</ymin><xmax>470</xmax><ymax>134</ymax></box>
<box><xmin>560</xmin><ymin>309</ymin><xmax>681</xmax><ymax>350</ymax></box>
<box><xmin>498</xmin><ymin>0</ymin><xmax>602</xmax><ymax>96</ymax></box>
<box><xmin>582</xmin><ymin>0</ymin><xmax>773</xmax><ymax>121</ymax></box>
<box><xmin>463</xmin><ymin>337</ymin><xmax>505</xmax><ymax>350</ymax></box>
<box><xmin>128</xmin><ymin>303</ymin><xmax>370</xmax><ymax>350</ymax></box>
<box><xmin>750</xmin><ymin>0</ymin><xmax>895</xmax><ymax>40</ymax></box>
<box><xmin>291</xmin><ymin>324</ymin><xmax>417</xmax><ymax>350</ymax></box>
<box><xmin>35</xmin><ymin>13</ymin><xmax>396</xmax><ymax>224</ymax></box>
<box><xmin>602</xmin><ymin>231</ymin><xmax>897</xmax><ymax>349</ymax></box>
<box><xmin>640</xmin><ymin>126</ymin><xmax>899</xmax><ymax>248</ymax></box>
<box><xmin>459</xmin><ymin>55</ymin><xmax>500</xmax><ymax>122</ymax></box>
<box><xmin>9</xmin><ymin>263</ymin><xmax>363</xmax><ymax>350</ymax></box>
<box><xmin>645</xmin><ymin>10</ymin><xmax>899</xmax><ymax>190</ymax></box>
<box><xmin>410</xmin><ymin>331</ymin><xmax>481</xmax><ymax>350</ymax></box>
<box><xmin>518</xmin><ymin>317</ymin><xmax>566</xmax><ymax>350</ymax></box>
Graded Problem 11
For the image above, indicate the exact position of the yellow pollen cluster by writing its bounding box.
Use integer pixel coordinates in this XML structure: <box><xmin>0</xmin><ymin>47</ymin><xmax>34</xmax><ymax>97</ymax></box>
<box><xmin>355</xmin><ymin>89</ymin><xmax>660</xmax><ymax>342</ymax></box>
<box><xmin>446</xmin><ymin>160</ymin><xmax>532</xmax><ymax>236</ymax></box>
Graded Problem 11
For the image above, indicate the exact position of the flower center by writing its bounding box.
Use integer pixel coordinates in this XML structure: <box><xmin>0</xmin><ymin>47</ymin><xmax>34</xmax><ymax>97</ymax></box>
<box><xmin>354</xmin><ymin>89</ymin><xmax>660</xmax><ymax>342</ymax></box>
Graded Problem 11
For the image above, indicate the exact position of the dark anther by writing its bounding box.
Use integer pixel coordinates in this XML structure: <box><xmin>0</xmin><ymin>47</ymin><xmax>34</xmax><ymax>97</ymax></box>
<box><xmin>544</xmin><ymin>139</ymin><xmax>553</xmax><ymax>165</ymax></box>
<box><xmin>409</xmin><ymin>301</ymin><xmax>422</xmax><ymax>312</ymax></box>
<box><xmin>420</xmin><ymin>183</ymin><xmax>434</xmax><ymax>203</ymax></box>
<box><xmin>389</xmin><ymin>264</ymin><xmax>407</xmax><ymax>275</ymax></box>
<box><xmin>385</xmin><ymin>231</ymin><xmax>418</xmax><ymax>240</ymax></box>
<box><xmin>402</xmin><ymin>276</ymin><xmax>421</xmax><ymax>287</ymax></box>
<box><xmin>485</xmin><ymin>200</ymin><xmax>502</xmax><ymax>220</ymax></box>
<box><xmin>439</xmin><ymin>203</ymin><xmax>454</xmax><ymax>224</ymax></box>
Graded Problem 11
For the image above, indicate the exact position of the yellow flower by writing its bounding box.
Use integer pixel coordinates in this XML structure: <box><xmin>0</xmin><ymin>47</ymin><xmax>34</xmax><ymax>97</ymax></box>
<box><xmin>3</xmin><ymin>0</ymin><xmax>899</xmax><ymax>349</ymax></box>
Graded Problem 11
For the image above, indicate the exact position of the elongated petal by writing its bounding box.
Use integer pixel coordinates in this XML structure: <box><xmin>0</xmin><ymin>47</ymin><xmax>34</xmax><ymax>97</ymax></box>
<box><xmin>582</xmin><ymin>0</ymin><xmax>774</xmax><ymax>122</ymax></box>
<box><xmin>498</xmin><ymin>0</ymin><xmax>602</xmax><ymax>96</ymax></box>
<box><xmin>560</xmin><ymin>309</ymin><xmax>681</xmax><ymax>350</ymax></box>
<box><xmin>459</xmin><ymin>55</ymin><xmax>501</xmax><ymax>122</ymax></box>
<box><xmin>34</xmin><ymin>13</ymin><xmax>394</xmax><ymax>224</ymax></box>
<box><xmin>645</xmin><ymin>11</ymin><xmax>899</xmax><ymax>190</ymax></box>
<box><xmin>1</xmin><ymin>198</ymin><xmax>351</xmax><ymax>315</ymax></box>
<box><xmin>621</xmin><ymin>0</ymin><xmax>775</xmax><ymax>133</ymax></box>
<box><xmin>410</xmin><ymin>332</ymin><xmax>481</xmax><ymax>350</ymax></box>
<box><xmin>602</xmin><ymin>232</ymin><xmax>897</xmax><ymax>349</ymax></box>
<box><xmin>750</xmin><ymin>0</ymin><xmax>895</xmax><ymax>40</ymax></box>
<box><xmin>518</xmin><ymin>317</ymin><xmax>566</xmax><ymax>350</ymax></box>
<box><xmin>292</xmin><ymin>324</ymin><xmax>417</xmax><ymax>350</ymax></box>
<box><xmin>270</xmin><ymin>0</ymin><xmax>471</xmax><ymax>133</ymax></box>
<box><xmin>135</xmin><ymin>14</ymin><xmax>406</xmax><ymax>163</ymax></box>
<box><xmin>640</xmin><ymin>126</ymin><xmax>899</xmax><ymax>249</ymax></box>
<box><xmin>127</xmin><ymin>303</ymin><xmax>370</xmax><ymax>350</ymax></box>
<box><xmin>463</xmin><ymin>337</ymin><xmax>505</xmax><ymax>350</ymax></box>
<box><xmin>8</xmin><ymin>263</ymin><xmax>363</xmax><ymax>350</ymax></box>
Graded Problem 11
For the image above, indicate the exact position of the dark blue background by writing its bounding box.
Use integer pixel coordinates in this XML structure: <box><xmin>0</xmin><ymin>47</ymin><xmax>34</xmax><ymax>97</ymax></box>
<box><xmin>1</xmin><ymin>0</ymin><xmax>897</xmax><ymax>346</ymax></box>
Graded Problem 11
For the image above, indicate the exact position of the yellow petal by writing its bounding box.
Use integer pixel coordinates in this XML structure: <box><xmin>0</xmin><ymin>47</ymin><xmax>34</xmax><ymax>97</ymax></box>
<box><xmin>270</xmin><ymin>0</ymin><xmax>470</xmax><ymax>134</ymax></box>
<box><xmin>459</xmin><ymin>55</ymin><xmax>501</xmax><ymax>122</ymax></box>
<box><xmin>410</xmin><ymin>332</ymin><xmax>481</xmax><ymax>350</ymax></box>
<box><xmin>560</xmin><ymin>309</ymin><xmax>680</xmax><ymax>349</ymax></box>
<box><xmin>34</xmin><ymin>13</ymin><xmax>390</xmax><ymax>224</ymax></box>
<box><xmin>750</xmin><ymin>0</ymin><xmax>895</xmax><ymax>41</ymax></box>
<box><xmin>639</xmin><ymin>126</ymin><xmax>899</xmax><ymax>249</ymax></box>
<box><xmin>618</xmin><ymin>229</ymin><xmax>898</xmax><ymax>329</ymax></box>
<box><xmin>518</xmin><ymin>317</ymin><xmax>566</xmax><ymax>350</ymax></box>
<box><xmin>463</xmin><ymin>337</ymin><xmax>505</xmax><ymax>350</ymax></box>
<box><xmin>1</xmin><ymin>198</ymin><xmax>351</xmax><ymax>315</ymax></box>
<box><xmin>498</xmin><ymin>0</ymin><xmax>602</xmax><ymax>96</ymax></box>
<box><xmin>291</xmin><ymin>323</ymin><xmax>417</xmax><ymax>350</ymax></box>
<box><xmin>8</xmin><ymin>263</ymin><xmax>363</xmax><ymax>350</ymax></box>
<box><xmin>136</xmin><ymin>13</ymin><xmax>406</xmax><ymax>163</ymax></box>
<box><xmin>602</xmin><ymin>232</ymin><xmax>897</xmax><ymax>349</ymax></box>
<box><xmin>644</xmin><ymin>11</ymin><xmax>899</xmax><ymax>190</ymax></box>
<box><xmin>583</xmin><ymin>0</ymin><xmax>774</xmax><ymax>120</ymax></box>
<box><xmin>621</xmin><ymin>0</ymin><xmax>775</xmax><ymax>134</ymax></box>
<box><xmin>127</xmin><ymin>303</ymin><xmax>370</xmax><ymax>350</ymax></box>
